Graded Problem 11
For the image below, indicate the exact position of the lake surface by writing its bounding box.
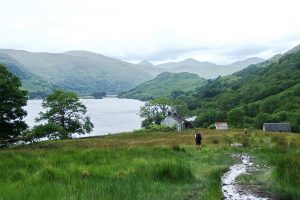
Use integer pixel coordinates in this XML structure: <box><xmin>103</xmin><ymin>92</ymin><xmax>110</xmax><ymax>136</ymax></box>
<box><xmin>24</xmin><ymin>98</ymin><xmax>145</xmax><ymax>137</ymax></box>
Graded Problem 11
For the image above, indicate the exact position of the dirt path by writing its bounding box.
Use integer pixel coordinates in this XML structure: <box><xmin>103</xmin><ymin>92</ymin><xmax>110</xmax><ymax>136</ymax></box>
<box><xmin>221</xmin><ymin>154</ymin><xmax>269</xmax><ymax>200</ymax></box>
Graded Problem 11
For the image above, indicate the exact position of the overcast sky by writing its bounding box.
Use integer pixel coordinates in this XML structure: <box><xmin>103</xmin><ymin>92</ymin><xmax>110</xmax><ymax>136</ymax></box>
<box><xmin>1</xmin><ymin>0</ymin><xmax>300</xmax><ymax>64</ymax></box>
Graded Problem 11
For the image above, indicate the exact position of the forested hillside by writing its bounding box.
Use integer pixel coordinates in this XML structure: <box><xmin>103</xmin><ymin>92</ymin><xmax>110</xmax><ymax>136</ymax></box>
<box><xmin>119</xmin><ymin>72</ymin><xmax>207</xmax><ymax>100</ymax></box>
<box><xmin>179</xmin><ymin>48</ymin><xmax>300</xmax><ymax>131</ymax></box>
<box><xmin>0</xmin><ymin>53</ymin><xmax>56</xmax><ymax>98</ymax></box>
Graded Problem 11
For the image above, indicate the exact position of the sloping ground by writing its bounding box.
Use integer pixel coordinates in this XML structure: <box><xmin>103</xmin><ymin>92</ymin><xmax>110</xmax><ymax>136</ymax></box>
<box><xmin>155</xmin><ymin>57</ymin><xmax>264</xmax><ymax>79</ymax></box>
<box><xmin>0</xmin><ymin>53</ymin><xmax>56</xmax><ymax>98</ymax></box>
<box><xmin>0</xmin><ymin>49</ymin><xmax>155</xmax><ymax>95</ymax></box>
<box><xmin>186</xmin><ymin>47</ymin><xmax>300</xmax><ymax>131</ymax></box>
<box><xmin>119</xmin><ymin>72</ymin><xmax>207</xmax><ymax>100</ymax></box>
<box><xmin>1</xmin><ymin>129</ymin><xmax>299</xmax><ymax>200</ymax></box>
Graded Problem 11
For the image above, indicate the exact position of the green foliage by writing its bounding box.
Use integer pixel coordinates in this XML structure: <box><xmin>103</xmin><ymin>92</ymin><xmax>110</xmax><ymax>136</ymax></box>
<box><xmin>139</xmin><ymin>97</ymin><xmax>188</xmax><ymax>127</ymax></box>
<box><xmin>35</xmin><ymin>90</ymin><xmax>94</xmax><ymax>139</ymax></box>
<box><xmin>120</xmin><ymin>72</ymin><xmax>207</xmax><ymax>100</ymax></box>
<box><xmin>144</xmin><ymin>125</ymin><xmax>176</xmax><ymax>132</ymax></box>
<box><xmin>0</xmin><ymin>64</ymin><xmax>28</xmax><ymax>146</ymax></box>
<box><xmin>227</xmin><ymin>108</ymin><xmax>244</xmax><ymax>127</ymax></box>
<box><xmin>207</xmin><ymin>123</ymin><xmax>216</xmax><ymax>130</ymax></box>
<box><xmin>180</xmin><ymin>48</ymin><xmax>300</xmax><ymax>131</ymax></box>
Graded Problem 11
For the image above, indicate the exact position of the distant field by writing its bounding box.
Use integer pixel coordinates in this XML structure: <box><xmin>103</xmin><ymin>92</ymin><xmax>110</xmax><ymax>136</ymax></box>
<box><xmin>0</xmin><ymin>129</ymin><xmax>299</xmax><ymax>200</ymax></box>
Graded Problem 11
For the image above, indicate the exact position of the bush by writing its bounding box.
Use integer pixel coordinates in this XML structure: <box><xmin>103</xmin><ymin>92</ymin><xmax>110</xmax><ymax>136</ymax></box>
<box><xmin>145</xmin><ymin>125</ymin><xmax>176</xmax><ymax>132</ymax></box>
<box><xmin>208</xmin><ymin>123</ymin><xmax>216</xmax><ymax>130</ymax></box>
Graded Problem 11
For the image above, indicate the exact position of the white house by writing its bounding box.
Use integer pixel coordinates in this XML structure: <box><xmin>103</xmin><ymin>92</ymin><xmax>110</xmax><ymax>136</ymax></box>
<box><xmin>215</xmin><ymin>122</ymin><xmax>228</xmax><ymax>130</ymax></box>
<box><xmin>161</xmin><ymin>113</ymin><xmax>185</xmax><ymax>131</ymax></box>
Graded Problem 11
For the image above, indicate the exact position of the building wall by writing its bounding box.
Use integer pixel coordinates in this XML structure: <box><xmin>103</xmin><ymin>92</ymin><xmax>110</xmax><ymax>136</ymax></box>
<box><xmin>215</xmin><ymin>123</ymin><xmax>228</xmax><ymax>130</ymax></box>
<box><xmin>161</xmin><ymin>116</ymin><xmax>182</xmax><ymax>131</ymax></box>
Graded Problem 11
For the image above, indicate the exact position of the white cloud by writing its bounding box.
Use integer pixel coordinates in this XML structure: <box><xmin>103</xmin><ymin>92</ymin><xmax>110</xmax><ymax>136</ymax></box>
<box><xmin>0</xmin><ymin>0</ymin><xmax>300</xmax><ymax>64</ymax></box>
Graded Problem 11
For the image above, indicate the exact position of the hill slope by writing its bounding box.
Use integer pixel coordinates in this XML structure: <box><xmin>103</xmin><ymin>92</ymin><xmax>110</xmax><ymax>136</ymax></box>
<box><xmin>119</xmin><ymin>72</ymin><xmax>207</xmax><ymax>100</ymax></box>
<box><xmin>0</xmin><ymin>53</ymin><xmax>56</xmax><ymax>98</ymax></box>
<box><xmin>156</xmin><ymin>57</ymin><xmax>264</xmax><ymax>78</ymax></box>
<box><xmin>0</xmin><ymin>49</ymin><xmax>156</xmax><ymax>95</ymax></box>
<box><xmin>182</xmin><ymin>47</ymin><xmax>300</xmax><ymax>131</ymax></box>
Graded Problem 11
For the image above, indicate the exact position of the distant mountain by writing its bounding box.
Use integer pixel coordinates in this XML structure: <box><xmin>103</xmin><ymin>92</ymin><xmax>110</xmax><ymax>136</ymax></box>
<box><xmin>0</xmin><ymin>49</ymin><xmax>156</xmax><ymax>95</ymax></box>
<box><xmin>119</xmin><ymin>72</ymin><xmax>207</xmax><ymax>100</ymax></box>
<box><xmin>227</xmin><ymin>57</ymin><xmax>264</xmax><ymax>68</ymax></box>
<box><xmin>138</xmin><ymin>60</ymin><xmax>154</xmax><ymax>67</ymax></box>
<box><xmin>0</xmin><ymin>53</ymin><xmax>56</xmax><ymax>98</ymax></box>
<box><xmin>155</xmin><ymin>57</ymin><xmax>264</xmax><ymax>78</ymax></box>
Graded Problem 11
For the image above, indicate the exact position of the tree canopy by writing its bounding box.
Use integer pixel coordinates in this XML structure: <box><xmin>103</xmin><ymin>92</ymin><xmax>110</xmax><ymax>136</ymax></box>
<box><xmin>35</xmin><ymin>90</ymin><xmax>93</xmax><ymax>139</ymax></box>
<box><xmin>139</xmin><ymin>97</ymin><xmax>188</xmax><ymax>127</ymax></box>
<box><xmin>0</xmin><ymin>64</ymin><xmax>28</xmax><ymax>146</ymax></box>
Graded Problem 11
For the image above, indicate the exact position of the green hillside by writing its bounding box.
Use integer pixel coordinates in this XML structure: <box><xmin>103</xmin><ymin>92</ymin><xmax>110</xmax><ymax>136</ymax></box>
<box><xmin>0</xmin><ymin>53</ymin><xmax>56</xmax><ymax>98</ymax></box>
<box><xmin>0</xmin><ymin>49</ymin><xmax>156</xmax><ymax>95</ymax></box>
<box><xmin>180</xmin><ymin>48</ymin><xmax>300</xmax><ymax>131</ymax></box>
<box><xmin>119</xmin><ymin>72</ymin><xmax>207</xmax><ymax>100</ymax></box>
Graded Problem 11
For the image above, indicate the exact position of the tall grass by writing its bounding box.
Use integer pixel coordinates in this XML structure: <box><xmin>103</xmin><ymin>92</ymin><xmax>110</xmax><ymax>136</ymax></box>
<box><xmin>0</xmin><ymin>129</ymin><xmax>299</xmax><ymax>199</ymax></box>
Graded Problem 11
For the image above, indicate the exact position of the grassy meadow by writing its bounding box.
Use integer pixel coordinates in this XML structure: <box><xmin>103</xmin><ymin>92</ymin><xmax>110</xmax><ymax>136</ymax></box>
<box><xmin>0</xmin><ymin>129</ymin><xmax>299</xmax><ymax>200</ymax></box>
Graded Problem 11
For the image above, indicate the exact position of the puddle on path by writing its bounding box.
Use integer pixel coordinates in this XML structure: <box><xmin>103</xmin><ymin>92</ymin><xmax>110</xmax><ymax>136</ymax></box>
<box><xmin>221</xmin><ymin>154</ymin><xmax>269</xmax><ymax>200</ymax></box>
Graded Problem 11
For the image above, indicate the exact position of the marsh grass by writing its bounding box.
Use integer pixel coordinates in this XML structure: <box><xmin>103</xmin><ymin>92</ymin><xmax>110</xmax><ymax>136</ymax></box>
<box><xmin>0</xmin><ymin>129</ymin><xmax>299</xmax><ymax>199</ymax></box>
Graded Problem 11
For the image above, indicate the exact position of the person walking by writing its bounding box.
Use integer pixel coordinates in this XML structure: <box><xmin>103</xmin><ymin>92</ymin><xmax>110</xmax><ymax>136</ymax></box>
<box><xmin>195</xmin><ymin>132</ymin><xmax>202</xmax><ymax>146</ymax></box>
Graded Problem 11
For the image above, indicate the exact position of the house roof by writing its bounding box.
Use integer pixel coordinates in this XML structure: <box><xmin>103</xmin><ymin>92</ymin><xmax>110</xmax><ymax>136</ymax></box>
<box><xmin>185</xmin><ymin>116</ymin><xmax>197</xmax><ymax>122</ymax></box>
<box><xmin>166</xmin><ymin>112</ymin><xmax>184</xmax><ymax>123</ymax></box>
<box><xmin>263</xmin><ymin>123</ymin><xmax>291</xmax><ymax>132</ymax></box>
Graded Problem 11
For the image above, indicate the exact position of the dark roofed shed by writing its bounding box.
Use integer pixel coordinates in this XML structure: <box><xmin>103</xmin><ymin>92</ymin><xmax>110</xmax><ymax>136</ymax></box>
<box><xmin>263</xmin><ymin>123</ymin><xmax>291</xmax><ymax>132</ymax></box>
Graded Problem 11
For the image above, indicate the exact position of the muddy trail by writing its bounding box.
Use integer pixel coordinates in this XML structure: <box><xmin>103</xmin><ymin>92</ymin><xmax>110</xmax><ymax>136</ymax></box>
<box><xmin>221</xmin><ymin>154</ymin><xmax>272</xmax><ymax>200</ymax></box>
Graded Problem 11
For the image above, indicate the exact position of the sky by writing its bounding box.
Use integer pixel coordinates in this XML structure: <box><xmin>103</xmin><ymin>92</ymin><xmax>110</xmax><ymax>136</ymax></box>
<box><xmin>1</xmin><ymin>0</ymin><xmax>300</xmax><ymax>64</ymax></box>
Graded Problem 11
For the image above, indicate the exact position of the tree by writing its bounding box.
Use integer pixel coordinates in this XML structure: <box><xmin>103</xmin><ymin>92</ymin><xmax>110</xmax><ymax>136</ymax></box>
<box><xmin>227</xmin><ymin>108</ymin><xmax>244</xmax><ymax>127</ymax></box>
<box><xmin>35</xmin><ymin>90</ymin><xmax>93</xmax><ymax>139</ymax></box>
<box><xmin>0</xmin><ymin>64</ymin><xmax>28</xmax><ymax>146</ymax></box>
<box><xmin>139</xmin><ymin>97</ymin><xmax>187</xmax><ymax>127</ymax></box>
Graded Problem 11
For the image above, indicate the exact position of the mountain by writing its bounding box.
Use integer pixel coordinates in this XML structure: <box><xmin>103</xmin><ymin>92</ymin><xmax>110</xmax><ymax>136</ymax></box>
<box><xmin>155</xmin><ymin>57</ymin><xmax>264</xmax><ymax>78</ymax></box>
<box><xmin>0</xmin><ymin>53</ymin><xmax>56</xmax><ymax>98</ymax></box>
<box><xmin>0</xmin><ymin>49</ymin><xmax>157</xmax><ymax>95</ymax></box>
<box><xmin>227</xmin><ymin>57</ymin><xmax>265</xmax><ymax>68</ymax></box>
<box><xmin>179</xmin><ymin>45</ymin><xmax>300</xmax><ymax>131</ymax></box>
<box><xmin>138</xmin><ymin>60</ymin><xmax>154</xmax><ymax>67</ymax></box>
<box><xmin>119</xmin><ymin>72</ymin><xmax>207</xmax><ymax>100</ymax></box>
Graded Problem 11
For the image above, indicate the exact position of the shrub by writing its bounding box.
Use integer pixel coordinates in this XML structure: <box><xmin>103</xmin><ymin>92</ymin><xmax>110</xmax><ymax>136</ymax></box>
<box><xmin>208</xmin><ymin>123</ymin><xmax>216</xmax><ymax>130</ymax></box>
<box><xmin>145</xmin><ymin>125</ymin><xmax>176</xmax><ymax>132</ymax></box>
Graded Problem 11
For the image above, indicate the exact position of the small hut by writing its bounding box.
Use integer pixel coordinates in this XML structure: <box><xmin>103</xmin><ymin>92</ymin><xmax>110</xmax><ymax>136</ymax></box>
<box><xmin>263</xmin><ymin>123</ymin><xmax>291</xmax><ymax>132</ymax></box>
<box><xmin>215</xmin><ymin>122</ymin><xmax>228</xmax><ymax>130</ymax></box>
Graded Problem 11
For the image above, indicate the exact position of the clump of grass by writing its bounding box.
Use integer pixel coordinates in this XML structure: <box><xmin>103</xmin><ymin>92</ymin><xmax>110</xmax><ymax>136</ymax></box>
<box><xmin>273</xmin><ymin>153</ymin><xmax>300</xmax><ymax>199</ymax></box>
<box><xmin>151</xmin><ymin>161</ymin><xmax>194</xmax><ymax>183</ymax></box>
<box><xmin>271</xmin><ymin>135</ymin><xmax>288</xmax><ymax>152</ymax></box>
<box><xmin>172</xmin><ymin>144</ymin><xmax>186</xmax><ymax>152</ymax></box>
<box><xmin>212</xmin><ymin>138</ymin><xmax>219</xmax><ymax>144</ymax></box>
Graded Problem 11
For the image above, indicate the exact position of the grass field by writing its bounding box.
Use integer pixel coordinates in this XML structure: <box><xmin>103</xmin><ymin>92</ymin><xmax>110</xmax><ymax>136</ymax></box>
<box><xmin>0</xmin><ymin>129</ymin><xmax>299</xmax><ymax>200</ymax></box>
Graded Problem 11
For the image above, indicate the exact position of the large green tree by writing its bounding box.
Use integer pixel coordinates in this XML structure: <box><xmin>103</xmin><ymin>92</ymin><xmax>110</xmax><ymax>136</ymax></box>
<box><xmin>0</xmin><ymin>64</ymin><xmax>28</xmax><ymax>146</ymax></box>
<box><xmin>35</xmin><ymin>90</ymin><xmax>93</xmax><ymax>139</ymax></box>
